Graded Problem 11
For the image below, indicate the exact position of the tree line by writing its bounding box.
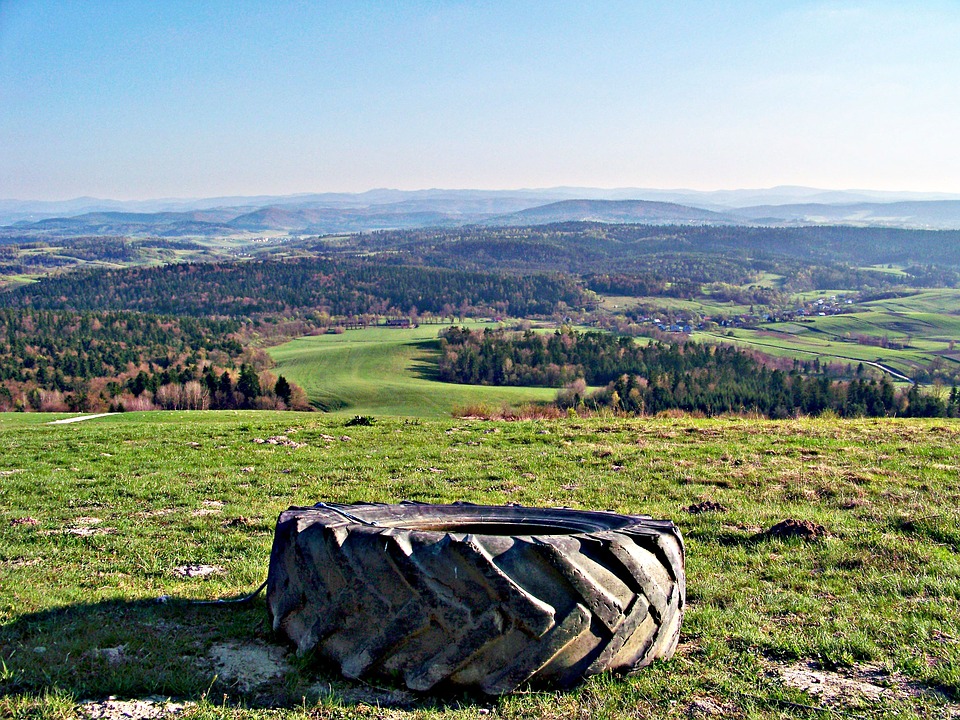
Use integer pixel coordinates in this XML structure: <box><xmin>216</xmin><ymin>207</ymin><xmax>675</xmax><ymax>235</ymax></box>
<box><xmin>437</xmin><ymin>327</ymin><xmax>959</xmax><ymax>418</ymax></box>
<box><xmin>1</xmin><ymin>257</ymin><xmax>590</xmax><ymax>319</ymax></box>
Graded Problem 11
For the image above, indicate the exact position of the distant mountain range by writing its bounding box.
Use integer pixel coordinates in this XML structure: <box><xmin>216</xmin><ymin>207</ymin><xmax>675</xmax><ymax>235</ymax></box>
<box><xmin>4</xmin><ymin>187</ymin><xmax>960</xmax><ymax>236</ymax></box>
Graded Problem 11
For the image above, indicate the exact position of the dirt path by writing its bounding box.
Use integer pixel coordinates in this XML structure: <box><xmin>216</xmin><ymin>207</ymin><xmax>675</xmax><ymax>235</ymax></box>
<box><xmin>47</xmin><ymin>413</ymin><xmax>113</xmax><ymax>425</ymax></box>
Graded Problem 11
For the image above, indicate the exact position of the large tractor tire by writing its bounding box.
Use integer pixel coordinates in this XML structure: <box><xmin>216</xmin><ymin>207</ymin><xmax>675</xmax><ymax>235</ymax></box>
<box><xmin>267</xmin><ymin>502</ymin><xmax>684</xmax><ymax>694</ymax></box>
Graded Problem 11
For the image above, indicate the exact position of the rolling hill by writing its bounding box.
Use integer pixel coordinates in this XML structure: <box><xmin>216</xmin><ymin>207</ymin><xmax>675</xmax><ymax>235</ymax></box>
<box><xmin>483</xmin><ymin>199</ymin><xmax>736</xmax><ymax>226</ymax></box>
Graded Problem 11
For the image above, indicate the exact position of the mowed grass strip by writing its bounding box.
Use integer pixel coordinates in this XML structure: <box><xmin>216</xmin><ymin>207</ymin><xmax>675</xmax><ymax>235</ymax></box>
<box><xmin>267</xmin><ymin>323</ymin><xmax>557</xmax><ymax>417</ymax></box>
<box><xmin>1</xmin><ymin>411</ymin><xmax>959</xmax><ymax>718</ymax></box>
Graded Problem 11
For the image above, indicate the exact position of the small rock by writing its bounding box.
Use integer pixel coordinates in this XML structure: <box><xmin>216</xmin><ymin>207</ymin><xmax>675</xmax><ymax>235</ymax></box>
<box><xmin>10</xmin><ymin>516</ymin><xmax>39</xmax><ymax>526</ymax></box>
<box><xmin>339</xmin><ymin>435</ymin><xmax>352</xmax><ymax>442</ymax></box>
<box><xmin>34</xmin><ymin>646</ymin><xmax>46</xmax><ymax>653</ymax></box>
<box><xmin>241</xmin><ymin>466</ymin><xmax>255</xmax><ymax>473</ymax></box>
<box><xmin>93</xmin><ymin>645</ymin><xmax>127</xmax><ymax>664</ymax></box>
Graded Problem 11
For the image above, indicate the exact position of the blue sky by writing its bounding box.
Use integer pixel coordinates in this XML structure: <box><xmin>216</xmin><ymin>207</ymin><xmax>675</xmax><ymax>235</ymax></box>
<box><xmin>2</xmin><ymin>1</ymin><xmax>959</xmax><ymax>199</ymax></box>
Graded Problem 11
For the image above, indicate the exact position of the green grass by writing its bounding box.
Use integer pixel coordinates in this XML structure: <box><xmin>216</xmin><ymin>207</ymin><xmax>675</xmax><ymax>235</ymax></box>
<box><xmin>862</xmin><ymin>288</ymin><xmax>960</xmax><ymax>315</ymax></box>
<box><xmin>858</xmin><ymin>265</ymin><xmax>910</xmax><ymax>276</ymax></box>
<box><xmin>268</xmin><ymin>323</ymin><xmax>558</xmax><ymax>417</ymax></box>
<box><xmin>694</xmin><ymin>301</ymin><xmax>960</xmax><ymax>381</ymax></box>
<box><xmin>599</xmin><ymin>294</ymin><xmax>756</xmax><ymax>316</ymax></box>
<box><xmin>2</xmin><ymin>411</ymin><xmax>960</xmax><ymax>718</ymax></box>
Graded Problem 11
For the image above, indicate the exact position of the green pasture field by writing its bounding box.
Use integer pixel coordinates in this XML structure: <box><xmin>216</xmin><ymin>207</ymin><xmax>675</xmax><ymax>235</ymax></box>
<box><xmin>694</xmin><ymin>300</ymin><xmax>960</xmax><ymax>381</ymax></box>
<box><xmin>267</xmin><ymin>323</ymin><xmax>558</xmax><ymax>417</ymax></box>
<box><xmin>0</xmin><ymin>274</ymin><xmax>37</xmax><ymax>291</ymax></box>
<box><xmin>598</xmin><ymin>295</ymin><xmax>755</xmax><ymax>316</ymax></box>
<box><xmin>861</xmin><ymin>289</ymin><xmax>960</xmax><ymax>315</ymax></box>
<box><xmin>858</xmin><ymin>265</ymin><xmax>909</xmax><ymax>277</ymax></box>
<box><xmin>694</xmin><ymin>324</ymin><xmax>924</xmax><ymax>380</ymax></box>
<box><xmin>789</xmin><ymin>289</ymin><xmax>856</xmax><ymax>302</ymax></box>
<box><xmin>1</xmin><ymin>411</ymin><xmax>959</xmax><ymax>719</ymax></box>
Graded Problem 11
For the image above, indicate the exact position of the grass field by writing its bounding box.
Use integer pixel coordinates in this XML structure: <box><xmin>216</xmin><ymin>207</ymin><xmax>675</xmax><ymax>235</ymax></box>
<box><xmin>267</xmin><ymin>323</ymin><xmax>558</xmax><ymax>417</ymax></box>
<box><xmin>2</xmin><ymin>411</ymin><xmax>960</xmax><ymax>718</ymax></box>
<box><xmin>598</xmin><ymin>294</ymin><xmax>756</xmax><ymax>316</ymax></box>
<box><xmin>598</xmin><ymin>286</ymin><xmax>960</xmax><ymax>384</ymax></box>
<box><xmin>694</xmin><ymin>304</ymin><xmax>960</xmax><ymax>382</ymax></box>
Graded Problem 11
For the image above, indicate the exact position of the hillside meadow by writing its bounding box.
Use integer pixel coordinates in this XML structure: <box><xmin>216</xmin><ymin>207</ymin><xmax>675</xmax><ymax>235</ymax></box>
<box><xmin>267</xmin><ymin>324</ymin><xmax>558</xmax><ymax>416</ymax></box>
<box><xmin>1</xmin><ymin>410</ymin><xmax>959</xmax><ymax>719</ymax></box>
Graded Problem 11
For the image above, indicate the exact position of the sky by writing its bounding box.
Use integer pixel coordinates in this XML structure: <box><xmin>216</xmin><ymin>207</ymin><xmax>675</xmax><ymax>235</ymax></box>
<box><xmin>2</xmin><ymin>1</ymin><xmax>960</xmax><ymax>200</ymax></box>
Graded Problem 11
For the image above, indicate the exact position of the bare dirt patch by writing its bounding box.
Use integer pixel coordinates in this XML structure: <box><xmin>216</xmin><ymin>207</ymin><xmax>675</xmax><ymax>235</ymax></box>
<box><xmin>208</xmin><ymin>641</ymin><xmax>289</xmax><ymax>692</ymax></box>
<box><xmin>684</xmin><ymin>695</ymin><xmax>740</xmax><ymax>718</ymax></box>
<box><xmin>78</xmin><ymin>697</ymin><xmax>192</xmax><ymax>720</ymax></box>
<box><xmin>5</xmin><ymin>557</ymin><xmax>41</xmax><ymax>568</ymax></box>
<box><xmin>170</xmin><ymin>564</ymin><xmax>224</xmax><ymax>578</ymax></box>
<box><xmin>192</xmin><ymin>500</ymin><xmax>224</xmax><ymax>516</ymax></box>
<box><xmin>251</xmin><ymin>435</ymin><xmax>306</xmax><ymax>448</ymax></box>
<box><xmin>42</xmin><ymin>519</ymin><xmax>117</xmax><ymax>537</ymax></box>
<box><xmin>139</xmin><ymin>508</ymin><xmax>177</xmax><ymax>518</ymax></box>
<box><xmin>757</xmin><ymin>518</ymin><xmax>829</xmax><ymax>541</ymax></box>
<box><xmin>66</xmin><ymin>527</ymin><xmax>116</xmax><ymax>537</ymax></box>
<box><xmin>772</xmin><ymin>660</ymin><xmax>953</xmax><ymax>708</ymax></box>
<box><xmin>686</xmin><ymin>501</ymin><xmax>728</xmax><ymax>514</ymax></box>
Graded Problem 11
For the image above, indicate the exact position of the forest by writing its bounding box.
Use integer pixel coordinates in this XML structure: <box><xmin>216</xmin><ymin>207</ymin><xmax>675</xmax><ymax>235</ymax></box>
<box><xmin>0</xmin><ymin>257</ymin><xmax>590</xmax><ymax>319</ymax></box>
<box><xmin>437</xmin><ymin>327</ymin><xmax>959</xmax><ymax>418</ymax></box>
<box><xmin>0</xmin><ymin>308</ymin><xmax>303</xmax><ymax>412</ymax></box>
<box><xmin>304</xmin><ymin>222</ymin><xmax>960</xmax><ymax>290</ymax></box>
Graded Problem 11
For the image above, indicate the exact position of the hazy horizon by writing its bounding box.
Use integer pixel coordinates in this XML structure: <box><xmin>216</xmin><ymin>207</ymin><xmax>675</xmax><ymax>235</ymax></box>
<box><xmin>7</xmin><ymin>184</ymin><xmax>960</xmax><ymax>207</ymax></box>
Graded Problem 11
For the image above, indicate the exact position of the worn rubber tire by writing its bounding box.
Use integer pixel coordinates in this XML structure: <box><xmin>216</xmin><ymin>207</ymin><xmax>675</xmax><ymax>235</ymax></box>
<box><xmin>267</xmin><ymin>502</ymin><xmax>684</xmax><ymax>694</ymax></box>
